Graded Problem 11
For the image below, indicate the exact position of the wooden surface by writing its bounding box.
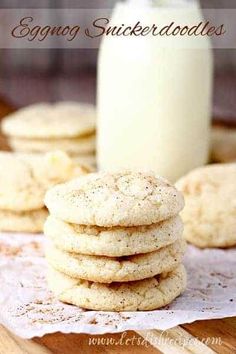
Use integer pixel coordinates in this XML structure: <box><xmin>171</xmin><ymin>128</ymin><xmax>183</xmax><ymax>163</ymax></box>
<box><xmin>1</xmin><ymin>319</ymin><xmax>236</xmax><ymax>354</ymax></box>
<box><xmin>0</xmin><ymin>100</ymin><xmax>235</xmax><ymax>354</ymax></box>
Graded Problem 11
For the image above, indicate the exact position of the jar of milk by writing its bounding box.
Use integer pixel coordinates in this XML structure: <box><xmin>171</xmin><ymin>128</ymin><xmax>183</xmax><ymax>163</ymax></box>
<box><xmin>97</xmin><ymin>0</ymin><xmax>213</xmax><ymax>181</ymax></box>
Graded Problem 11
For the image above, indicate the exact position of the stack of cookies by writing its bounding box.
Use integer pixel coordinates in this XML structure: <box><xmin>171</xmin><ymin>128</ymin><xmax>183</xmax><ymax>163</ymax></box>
<box><xmin>45</xmin><ymin>171</ymin><xmax>187</xmax><ymax>311</ymax></box>
<box><xmin>1</xmin><ymin>102</ymin><xmax>96</xmax><ymax>170</ymax></box>
<box><xmin>0</xmin><ymin>151</ymin><xmax>87</xmax><ymax>233</ymax></box>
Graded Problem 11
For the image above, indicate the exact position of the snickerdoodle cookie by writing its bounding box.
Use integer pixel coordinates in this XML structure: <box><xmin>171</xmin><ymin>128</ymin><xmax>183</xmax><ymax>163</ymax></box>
<box><xmin>45</xmin><ymin>171</ymin><xmax>184</xmax><ymax>227</ymax></box>
<box><xmin>2</xmin><ymin>102</ymin><xmax>96</xmax><ymax>139</ymax></box>
<box><xmin>44</xmin><ymin>215</ymin><xmax>183</xmax><ymax>256</ymax></box>
<box><xmin>9</xmin><ymin>135</ymin><xmax>95</xmax><ymax>155</ymax></box>
<box><xmin>176</xmin><ymin>163</ymin><xmax>236</xmax><ymax>248</ymax></box>
<box><xmin>1</xmin><ymin>102</ymin><xmax>97</xmax><ymax>169</ymax></box>
<box><xmin>0</xmin><ymin>151</ymin><xmax>84</xmax><ymax>211</ymax></box>
<box><xmin>0</xmin><ymin>151</ymin><xmax>87</xmax><ymax>232</ymax></box>
<box><xmin>47</xmin><ymin>264</ymin><xmax>187</xmax><ymax>311</ymax></box>
<box><xmin>46</xmin><ymin>239</ymin><xmax>186</xmax><ymax>283</ymax></box>
<box><xmin>0</xmin><ymin>208</ymin><xmax>48</xmax><ymax>233</ymax></box>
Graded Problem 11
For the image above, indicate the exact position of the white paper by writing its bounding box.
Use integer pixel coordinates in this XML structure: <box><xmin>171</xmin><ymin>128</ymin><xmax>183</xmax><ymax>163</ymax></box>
<box><xmin>0</xmin><ymin>233</ymin><xmax>235</xmax><ymax>339</ymax></box>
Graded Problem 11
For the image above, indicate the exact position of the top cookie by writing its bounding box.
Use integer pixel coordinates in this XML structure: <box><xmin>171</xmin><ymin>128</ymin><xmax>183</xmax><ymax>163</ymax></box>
<box><xmin>0</xmin><ymin>151</ymin><xmax>87</xmax><ymax>212</ymax></box>
<box><xmin>45</xmin><ymin>171</ymin><xmax>184</xmax><ymax>226</ymax></box>
<box><xmin>1</xmin><ymin>102</ymin><xmax>96</xmax><ymax>139</ymax></box>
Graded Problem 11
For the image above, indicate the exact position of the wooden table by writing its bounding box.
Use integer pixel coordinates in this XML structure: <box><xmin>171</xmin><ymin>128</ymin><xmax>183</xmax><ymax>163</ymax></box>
<box><xmin>1</xmin><ymin>319</ymin><xmax>236</xmax><ymax>354</ymax></box>
<box><xmin>0</xmin><ymin>100</ymin><xmax>235</xmax><ymax>354</ymax></box>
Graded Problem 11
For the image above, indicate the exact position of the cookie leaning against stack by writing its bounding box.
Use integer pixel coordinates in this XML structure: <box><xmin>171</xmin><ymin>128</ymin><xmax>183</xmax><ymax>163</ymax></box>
<box><xmin>45</xmin><ymin>171</ymin><xmax>187</xmax><ymax>311</ymax></box>
<box><xmin>0</xmin><ymin>151</ymin><xmax>87</xmax><ymax>233</ymax></box>
<box><xmin>1</xmin><ymin>102</ymin><xmax>96</xmax><ymax>170</ymax></box>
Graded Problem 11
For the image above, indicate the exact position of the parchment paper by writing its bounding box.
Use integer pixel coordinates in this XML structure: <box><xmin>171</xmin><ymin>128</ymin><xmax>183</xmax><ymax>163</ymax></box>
<box><xmin>0</xmin><ymin>233</ymin><xmax>235</xmax><ymax>339</ymax></box>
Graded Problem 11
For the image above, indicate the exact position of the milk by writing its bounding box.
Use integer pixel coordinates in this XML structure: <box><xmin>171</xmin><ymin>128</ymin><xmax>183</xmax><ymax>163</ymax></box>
<box><xmin>97</xmin><ymin>0</ymin><xmax>213</xmax><ymax>181</ymax></box>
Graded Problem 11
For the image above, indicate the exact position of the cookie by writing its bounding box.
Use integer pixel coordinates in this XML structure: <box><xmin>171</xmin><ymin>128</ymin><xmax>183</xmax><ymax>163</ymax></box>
<box><xmin>2</xmin><ymin>102</ymin><xmax>96</xmax><ymax>139</ymax></box>
<box><xmin>44</xmin><ymin>215</ymin><xmax>183</xmax><ymax>257</ymax></box>
<box><xmin>0</xmin><ymin>151</ymin><xmax>86</xmax><ymax>212</ymax></box>
<box><xmin>9</xmin><ymin>135</ymin><xmax>96</xmax><ymax>155</ymax></box>
<box><xmin>176</xmin><ymin>163</ymin><xmax>236</xmax><ymax>248</ymax></box>
<box><xmin>47</xmin><ymin>264</ymin><xmax>187</xmax><ymax>311</ymax></box>
<box><xmin>18</xmin><ymin>151</ymin><xmax>88</xmax><ymax>184</ymax></box>
<box><xmin>45</xmin><ymin>171</ymin><xmax>184</xmax><ymax>226</ymax></box>
<box><xmin>46</xmin><ymin>239</ymin><xmax>186</xmax><ymax>283</ymax></box>
<box><xmin>211</xmin><ymin>126</ymin><xmax>236</xmax><ymax>162</ymax></box>
<box><xmin>0</xmin><ymin>208</ymin><xmax>47</xmax><ymax>233</ymax></box>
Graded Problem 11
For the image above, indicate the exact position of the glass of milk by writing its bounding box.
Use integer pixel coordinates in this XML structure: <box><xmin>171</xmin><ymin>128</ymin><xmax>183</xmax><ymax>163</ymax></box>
<box><xmin>97</xmin><ymin>0</ymin><xmax>213</xmax><ymax>181</ymax></box>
